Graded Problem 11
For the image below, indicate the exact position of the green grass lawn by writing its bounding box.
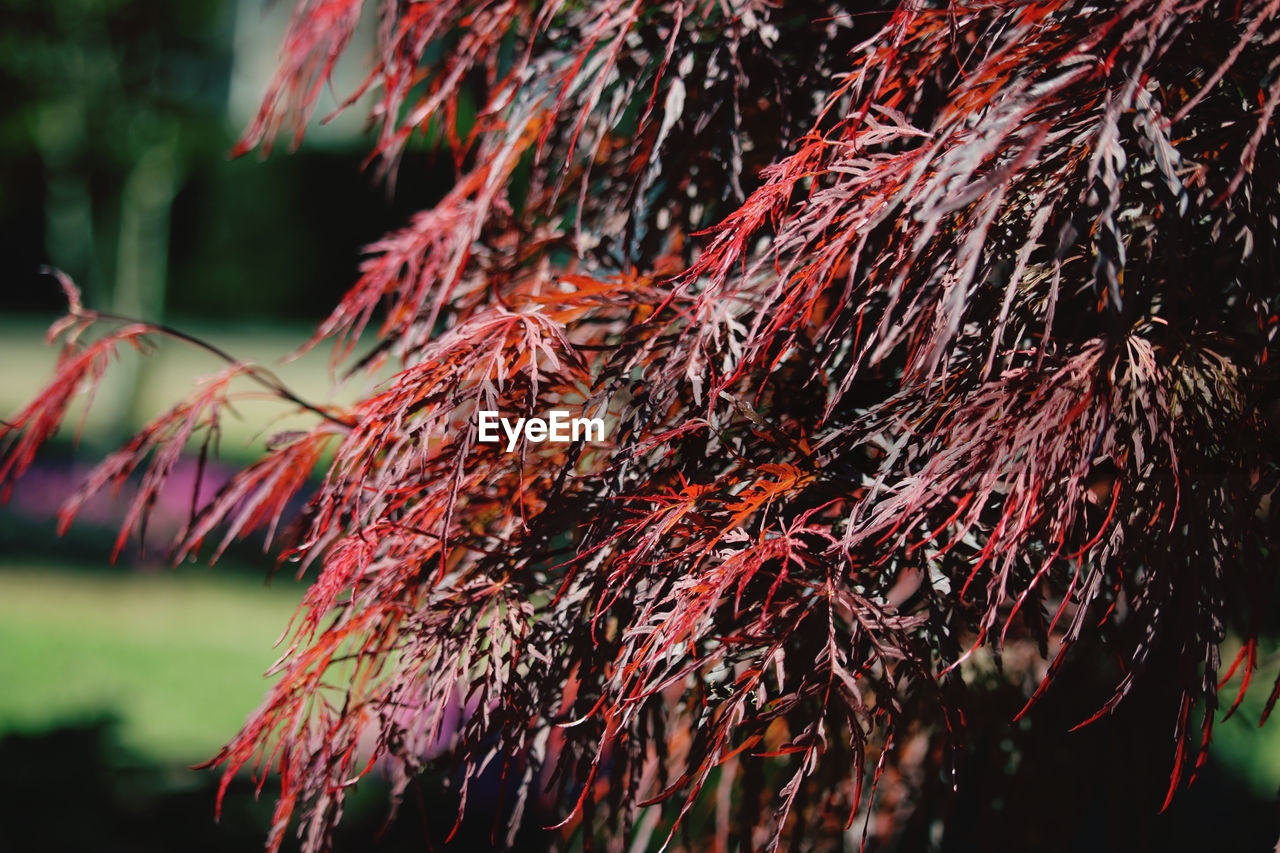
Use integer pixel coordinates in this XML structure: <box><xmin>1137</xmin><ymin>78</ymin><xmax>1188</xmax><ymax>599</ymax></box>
<box><xmin>1204</xmin><ymin>647</ymin><xmax>1280</xmax><ymax>799</ymax></box>
<box><xmin>0</xmin><ymin>562</ymin><xmax>305</xmax><ymax>765</ymax></box>
<box><xmin>0</xmin><ymin>318</ymin><xmax>372</xmax><ymax>766</ymax></box>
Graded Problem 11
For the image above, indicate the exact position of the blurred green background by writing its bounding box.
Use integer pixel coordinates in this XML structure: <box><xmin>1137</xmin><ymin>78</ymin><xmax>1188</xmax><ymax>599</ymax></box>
<box><xmin>0</xmin><ymin>1</ymin><xmax>482</xmax><ymax>850</ymax></box>
<box><xmin>0</xmin><ymin>1</ymin><xmax>1278</xmax><ymax>851</ymax></box>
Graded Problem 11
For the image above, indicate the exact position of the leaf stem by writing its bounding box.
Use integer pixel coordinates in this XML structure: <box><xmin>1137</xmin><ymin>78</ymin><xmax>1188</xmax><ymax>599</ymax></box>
<box><xmin>87</xmin><ymin>309</ymin><xmax>357</xmax><ymax>429</ymax></box>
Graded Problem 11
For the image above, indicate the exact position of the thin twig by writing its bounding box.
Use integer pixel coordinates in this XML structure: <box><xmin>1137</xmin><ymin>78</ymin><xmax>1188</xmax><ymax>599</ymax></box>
<box><xmin>88</xmin><ymin>309</ymin><xmax>357</xmax><ymax>429</ymax></box>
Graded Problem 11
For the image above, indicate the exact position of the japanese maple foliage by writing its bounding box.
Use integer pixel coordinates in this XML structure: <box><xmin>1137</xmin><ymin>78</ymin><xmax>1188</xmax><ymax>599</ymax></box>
<box><xmin>5</xmin><ymin>1</ymin><xmax>1280</xmax><ymax>850</ymax></box>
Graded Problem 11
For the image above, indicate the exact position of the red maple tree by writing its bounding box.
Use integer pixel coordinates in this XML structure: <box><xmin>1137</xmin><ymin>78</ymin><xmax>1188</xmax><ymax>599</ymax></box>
<box><xmin>4</xmin><ymin>2</ymin><xmax>1280</xmax><ymax>850</ymax></box>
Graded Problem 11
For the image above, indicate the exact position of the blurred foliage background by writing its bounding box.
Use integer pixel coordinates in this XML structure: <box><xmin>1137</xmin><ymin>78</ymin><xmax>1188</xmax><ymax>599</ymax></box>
<box><xmin>0</xmin><ymin>2</ymin><xmax>479</xmax><ymax>850</ymax></box>
<box><xmin>0</xmin><ymin>1</ymin><xmax>1277</xmax><ymax>851</ymax></box>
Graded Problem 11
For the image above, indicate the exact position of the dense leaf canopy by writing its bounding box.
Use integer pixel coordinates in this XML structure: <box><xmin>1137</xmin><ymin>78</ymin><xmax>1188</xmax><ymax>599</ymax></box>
<box><xmin>4</xmin><ymin>1</ymin><xmax>1279</xmax><ymax>850</ymax></box>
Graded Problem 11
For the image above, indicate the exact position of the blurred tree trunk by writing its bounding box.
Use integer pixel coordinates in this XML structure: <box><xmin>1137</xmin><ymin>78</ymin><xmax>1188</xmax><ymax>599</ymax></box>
<box><xmin>106</xmin><ymin>143</ymin><xmax>179</xmax><ymax>434</ymax></box>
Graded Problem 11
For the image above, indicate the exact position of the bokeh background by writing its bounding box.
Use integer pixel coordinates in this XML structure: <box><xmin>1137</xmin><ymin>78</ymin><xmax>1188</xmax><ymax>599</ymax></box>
<box><xmin>0</xmin><ymin>2</ymin><xmax>1278</xmax><ymax>851</ymax></box>
<box><xmin>0</xmin><ymin>2</ymin><xmax>483</xmax><ymax>850</ymax></box>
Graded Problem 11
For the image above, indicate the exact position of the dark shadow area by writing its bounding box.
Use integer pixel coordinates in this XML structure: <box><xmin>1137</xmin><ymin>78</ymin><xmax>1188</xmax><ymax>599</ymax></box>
<box><xmin>907</xmin><ymin>633</ymin><xmax>1280</xmax><ymax>853</ymax></box>
<box><xmin>931</xmin><ymin>702</ymin><xmax>1280</xmax><ymax>852</ymax></box>
<box><xmin>1</xmin><ymin>706</ymin><xmax>1274</xmax><ymax>853</ymax></box>
<box><xmin>0</xmin><ymin>716</ymin><xmax>557</xmax><ymax>853</ymax></box>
